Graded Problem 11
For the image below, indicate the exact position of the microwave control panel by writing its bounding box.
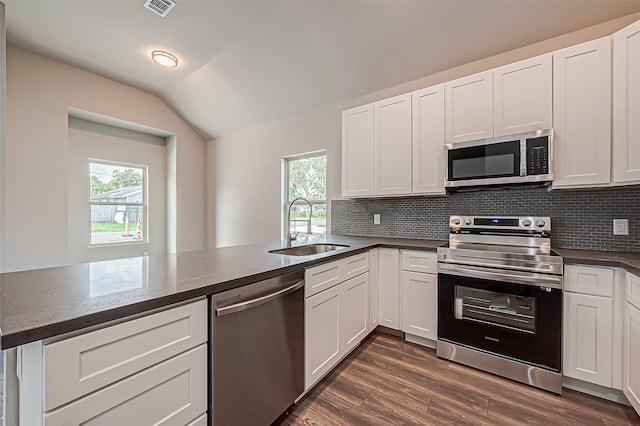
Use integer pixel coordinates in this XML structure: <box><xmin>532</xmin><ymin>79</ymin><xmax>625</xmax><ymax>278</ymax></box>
<box><xmin>526</xmin><ymin>136</ymin><xmax>549</xmax><ymax>175</ymax></box>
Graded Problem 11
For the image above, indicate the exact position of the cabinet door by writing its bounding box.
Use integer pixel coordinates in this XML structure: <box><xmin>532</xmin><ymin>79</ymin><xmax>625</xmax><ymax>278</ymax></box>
<box><xmin>44</xmin><ymin>345</ymin><xmax>207</xmax><ymax>426</ymax></box>
<box><xmin>401</xmin><ymin>250</ymin><xmax>437</xmax><ymax>274</ymax></box>
<box><xmin>340</xmin><ymin>251</ymin><xmax>369</xmax><ymax>282</ymax></box>
<box><xmin>373</xmin><ymin>94</ymin><xmax>412</xmax><ymax>195</ymax></box>
<box><xmin>369</xmin><ymin>249</ymin><xmax>380</xmax><ymax>332</ymax></box>
<box><xmin>564</xmin><ymin>265</ymin><xmax>614</xmax><ymax>297</ymax></box>
<box><xmin>44</xmin><ymin>299</ymin><xmax>207</xmax><ymax>411</ymax></box>
<box><xmin>412</xmin><ymin>85</ymin><xmax>445</xmax><ymax>194</ymax></box>
<box><xmin>613</xmin><ymin>20</ymin><xmax>640</xmax><ymax>184</ymax></box>
<box><xmin>378</xmin><ymin>248</ymin><xmax>400</xmax><ymax>330</ymax></box>
<box><xmin>401</xmin><ymin>271</ymin><xmax>437</xmax><ymax>340</ymax></box>
<box><xmin>445</xmin><ymin>71</ymin><xmax>493</xmax><ymax>143</ymax></box>
<box><xmin>628</xmin><ymin>272</ymin><xmax>640</xmax><ymax>310</ymax></box>
<box><xmin>623</xmin><ymin>302</ymin><xmax>640</xmax><ymax>414</ymax></box>
<box><xmin>554</xmin><ymin>38</ymin><xmax>611</xmax><ymax>188</ymax></box>
<box><xmin>305</xmin><ymin>259</ymin><xmax>341</xmax><ymax>298</ymax></box>
<box><xmin>341</xmin><ymin>273</ymin><xmax>370</xmax><ymax>353</ymax></box>
<box><xmin>564</xmin><ymin>292</ymin><xmax>613</xmax><ymax>387</ymax></box>
<box><xmin>494</xmin><ymin>54</ymin><xmax>552</xmax><ymax>137</ymax></box>
<box><xmin>342</xmin><ymin>104</ymin><xmax>374</xmax><ymax>197</ymax></box>
<box><xmin>305</xmin><ymin>284</ymin><xmax>341</xmax><ymax>389</ymax></box>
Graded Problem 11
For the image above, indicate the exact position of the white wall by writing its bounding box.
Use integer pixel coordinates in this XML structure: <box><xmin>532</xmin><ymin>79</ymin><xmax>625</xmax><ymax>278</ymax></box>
<box><xmin>4</xmin><ymin>46</ymin><xmax>206</xmax><ymax>272</ymax></box>
<box><xmin>67</xmin><ymin>118</ymin><xmax>167</xmax><ymax>264</ymax></box>
<box><xmin>208</xmin><ymin>12</ymin><xmax>640</xmax><ymax>248</ymax></box>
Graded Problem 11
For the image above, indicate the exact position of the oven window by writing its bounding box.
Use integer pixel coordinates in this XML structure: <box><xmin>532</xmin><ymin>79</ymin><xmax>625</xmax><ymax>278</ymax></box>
<box><xmin>455</xmin><ymin>285</ymin><xmax>536</xmax><ymax>334</ymax></box>
<box><xmin>448</xmin><ymin>140</ymin><xmax>520</xmax><ymax>181</ymax></box>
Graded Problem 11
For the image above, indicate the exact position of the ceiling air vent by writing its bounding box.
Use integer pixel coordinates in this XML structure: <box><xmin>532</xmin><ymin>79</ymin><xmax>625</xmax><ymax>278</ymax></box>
<box><xmin>143</xmin><ymin>0</ymin><xmax>176</xmax><ymax>17</ymax></box>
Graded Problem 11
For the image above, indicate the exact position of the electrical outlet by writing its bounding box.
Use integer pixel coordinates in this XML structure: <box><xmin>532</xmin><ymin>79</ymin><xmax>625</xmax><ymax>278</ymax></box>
<box><xmin>613</xmin><ymin>219</ymin><xmax>629</xmax><ymax>236</ymax></box>
<box><xmin>373</xmin><ymin>214</ymin><xmax>381</xmax><ymax>225</ymax></box>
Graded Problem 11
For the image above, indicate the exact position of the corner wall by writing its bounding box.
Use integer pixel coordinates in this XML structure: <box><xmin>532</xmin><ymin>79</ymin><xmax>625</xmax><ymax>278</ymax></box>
<box><xmin>4</xmin><ymin>46</ymin><xmax>206</xmax><ymax>272</ymax></box>
<box><xmin>208</xmin><ymin>12</ymin><xmax>640</xmax><ymax>248</ymax></box>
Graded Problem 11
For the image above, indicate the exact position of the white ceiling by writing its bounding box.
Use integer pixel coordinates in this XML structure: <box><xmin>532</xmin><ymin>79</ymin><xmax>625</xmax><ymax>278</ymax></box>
<box><xmin>5</xmin><ymin>1</ymin><xmax>640</xmax><ymax>140</ymax></box>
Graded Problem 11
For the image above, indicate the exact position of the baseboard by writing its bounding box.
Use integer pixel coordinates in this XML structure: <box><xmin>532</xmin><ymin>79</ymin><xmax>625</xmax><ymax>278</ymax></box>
<box><xmin>404</xmin><ymin>333</ymin><xmax>437</xmax><ymax>349</ymax></box>
<box><xmin>562</xmin><ymin>376</ymin><xmax>631</xmax><ymax>406</ymax></box>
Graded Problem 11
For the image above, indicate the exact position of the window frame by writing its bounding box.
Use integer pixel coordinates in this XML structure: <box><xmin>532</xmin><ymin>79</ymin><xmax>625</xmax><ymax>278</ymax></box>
<box><xmin>282</xmin><ymin>150</ymin><xmax>327</xmax><ymax>239</ymax></box>
<box><xmin>88</xmin><ymin>159</ymin><xmax>148</xmax><ymax>247</ymax></box>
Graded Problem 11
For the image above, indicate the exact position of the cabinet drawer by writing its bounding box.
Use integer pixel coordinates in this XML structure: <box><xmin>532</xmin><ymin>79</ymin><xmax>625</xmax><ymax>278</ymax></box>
<box><xmin>628</xmin><ymin>272</ymin><xmax>640</xmax><ymax>310</ymax></box>
<box><xmin>401</xmin><ymin>250</ymin><xmax>437</xmax><ymax>274</ymax></box>
<box><xmin>305</xmin><ymin>260</ymin><xmax>341</xmax><ymax>298</ymax></box>
<box><xmin>341</xmin><ymin>252</ymin><xmax>369</xmax><ymax>281</ymax></box>
<box><xmin>186</xmin><ymin>413</ymin><xmax>208</xmax><ymax>426</ymax></box>
<box><xmin>564</xmin><ymin>265</ymin><xmax>614</xmax><ymax>297</ymax></box>
<box><xmin>44</xmin><ymin>344</ymin><xmax>207</xmax><ymax>425</ymax></box>
<box><xmin>44</xmin><ymin>299</ymin><xmax>207</xmax><ymax>411</ymax></box>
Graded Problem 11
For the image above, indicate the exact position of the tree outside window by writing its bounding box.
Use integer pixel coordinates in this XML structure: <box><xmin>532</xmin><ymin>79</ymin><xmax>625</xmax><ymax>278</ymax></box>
<box><xmin>285</xmin><ymin>152</ymin><xmax>327</xmax><ymax>236</ymax></box>
<box><xmin>89</xmin><ymin>160</ymin><xmax>147</xmax><ymax>245</ymax></box>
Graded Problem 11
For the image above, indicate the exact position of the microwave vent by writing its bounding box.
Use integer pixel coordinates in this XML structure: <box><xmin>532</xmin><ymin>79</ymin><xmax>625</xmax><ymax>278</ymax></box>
<box><xmin>143</xmin><ymin>0</ymin><xmax>176</xmax><ymax>17</ymax></box>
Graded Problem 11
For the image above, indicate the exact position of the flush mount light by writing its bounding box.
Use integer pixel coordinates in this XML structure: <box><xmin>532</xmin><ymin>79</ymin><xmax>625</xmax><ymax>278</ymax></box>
<box><xmin>151</xmin><ymin>50</ymin><xmax>178</xmax><ymax>68</ymax></box>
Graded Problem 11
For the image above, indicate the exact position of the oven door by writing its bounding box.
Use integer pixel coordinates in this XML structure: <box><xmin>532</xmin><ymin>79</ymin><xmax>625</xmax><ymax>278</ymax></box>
<box><xmin>438</xmin><ymin>263</ymin><xmax>562</xmax><ymax>372</ymax></box>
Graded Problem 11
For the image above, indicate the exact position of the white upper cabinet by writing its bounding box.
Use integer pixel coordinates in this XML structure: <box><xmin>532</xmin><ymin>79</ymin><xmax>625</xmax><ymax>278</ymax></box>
<box><xmin>553</xmin><ymin>37</ymin><xmax>612</xmax><ymax>188</ymax></box>
<box><xmin>342</xmin><ymin>104</ymin><xmax>374</xmax><ymax>197</ymax></box>
<box><xmin>445</xmin><ymin>70</ymin><xmax>493</xmax><ymax>143</ymax></box>
<box><xmin>494</xmin><ymin>54</ymin><xmax>552</xmax><ymax>137</ymax></box>
<box><xmin>412</xmin><ymin>84</ymin><xmax>446</xmax><ymax>194</ymax></box>
<box><xmin>374</xmin><ymin>93</ymin><xmax>412</xmax><ymax>195</ymax></box>
<box><xmin>445</xmin><ymin>55</ymin><xmax>552</xmax><ymax>144</ymax></box>
<box><xmin>613</xmin><ymin>19</ymin><xmax>640</xmax><ymax>184</ymax></box>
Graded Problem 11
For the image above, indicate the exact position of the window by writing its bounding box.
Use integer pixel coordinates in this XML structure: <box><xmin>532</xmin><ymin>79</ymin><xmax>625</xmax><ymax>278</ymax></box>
<box><xmin>89</xmin><ymin>160</ymin><xmax>147</xmax><ymax>245</ymax></box>
<box><xmin>284</xmin><ymin>152</ymin><xmax>327</xmax><ymax>237</ymax></box>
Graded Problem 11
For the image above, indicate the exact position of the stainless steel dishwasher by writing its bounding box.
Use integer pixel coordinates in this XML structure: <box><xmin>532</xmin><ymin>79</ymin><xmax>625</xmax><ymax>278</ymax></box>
<box><xmin>210</xmin><ymin>270</ymin><xmax>305</xmax><ymax>426</ymax></box>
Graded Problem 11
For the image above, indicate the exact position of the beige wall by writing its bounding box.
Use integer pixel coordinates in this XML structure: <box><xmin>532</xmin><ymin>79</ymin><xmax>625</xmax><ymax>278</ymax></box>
<box><xmin>0</xmin><ymin>3</ymin><xmax>6</xmax><ymax>272</ymax></box>
<box><xmin>209</xmin><ymin>12</ymin><xmax>640</xmax><ymax>248</ymax></box>
<box><xmin>4</xmin><ymin>45</ymin><xmax>206</xmax><ymax>272</ymax></box>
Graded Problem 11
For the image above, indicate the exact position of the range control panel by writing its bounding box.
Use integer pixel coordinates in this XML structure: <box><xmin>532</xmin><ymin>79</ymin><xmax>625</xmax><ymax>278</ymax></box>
<box><xmin>449</xmin><ymin>215</ymin><xmax>551</xmax><ymax>232</ymax></box>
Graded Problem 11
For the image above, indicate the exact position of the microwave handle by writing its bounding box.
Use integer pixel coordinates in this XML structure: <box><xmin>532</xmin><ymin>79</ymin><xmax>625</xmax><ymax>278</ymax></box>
<box><xmin>520</xmin><ymin>139</ymin><xmax>527</xmax><ymax>177</ymax></box>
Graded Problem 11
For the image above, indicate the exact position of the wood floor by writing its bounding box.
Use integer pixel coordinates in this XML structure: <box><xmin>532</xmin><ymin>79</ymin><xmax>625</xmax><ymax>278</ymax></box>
<box><xmin>274</xmin><ymin>332</ymin><xmax>640</xmax><ymax>425</ymax></box>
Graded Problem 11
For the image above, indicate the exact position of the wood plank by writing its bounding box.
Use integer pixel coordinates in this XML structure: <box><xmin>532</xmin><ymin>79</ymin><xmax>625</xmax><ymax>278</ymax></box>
<box><xmin>274</xmin><ymin>333</ymin><xmax>640</xmax><ymax>426</ymax></box>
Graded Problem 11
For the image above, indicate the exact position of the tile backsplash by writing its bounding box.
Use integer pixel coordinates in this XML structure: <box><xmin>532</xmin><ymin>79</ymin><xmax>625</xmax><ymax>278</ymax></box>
<box><xmin>331</xmin><ymin>185</ymin><xmax>640</xmax><ymax>253</ymax></box>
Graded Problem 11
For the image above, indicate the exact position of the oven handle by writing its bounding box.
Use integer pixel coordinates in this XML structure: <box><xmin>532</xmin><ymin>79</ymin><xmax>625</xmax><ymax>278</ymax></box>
<box><xmin>438</xmin><ymin>263</ymin><xmax>563</xmax><ymax>289</ymax></box>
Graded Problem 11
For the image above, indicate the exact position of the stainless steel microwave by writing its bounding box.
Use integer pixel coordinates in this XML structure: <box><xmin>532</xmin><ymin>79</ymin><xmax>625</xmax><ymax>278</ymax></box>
<box><xmin>444</xmin><ymin>129</ymin><xmax>553</xmax><ymax>188</ymax></box>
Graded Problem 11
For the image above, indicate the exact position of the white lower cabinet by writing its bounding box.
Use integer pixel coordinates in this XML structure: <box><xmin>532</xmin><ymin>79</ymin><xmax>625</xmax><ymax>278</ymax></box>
<box><xmin>368</xmin><ymin>248</ymin><xmax>380</xmax><ymax>332</ymax></box>
<box><xmin>623</xmin><ymin>272</ymin><xmax>640</xmax><ymax>414</ymax></box>
<box><xmin>305</xmin><ymin>283</ymin><xmax>341</xmax><ymax>388</ymax></box>
<box><xmin>341</xmin><ymin>273</ymin><xmax>370</xmax><ymax>353</ymax></box>
<box><xmin>18</xmin><ymin>299</ymin><xmax>208</xmax><ymax>426</ymax></box>
<box><xmin>400</xmin><ymin>250</ymin><xmax>438</xmax><ymax>344</ymax></box>
<box><xmin>401</xmin><ymin>270</ymin><xmax>437</xmax><ymax>341</ymax></box>
<box><xmin>563</xmin><ymin>292</ymin><xmax>613</xmax><ymax>386</ymax></box>
<box><xmin>378</xmin><ymin>248</ymin><xmax>400</xmax><ymax>330</ymax></box>
<box><xmin>44</xmin><ymin>345</ymin><xmax>207</xmax><ymax>426</ymax></box>
<box><xmin>305</xmin><ymin>253</ymin><xmax>370</xmax><ymax>390</ymax></box>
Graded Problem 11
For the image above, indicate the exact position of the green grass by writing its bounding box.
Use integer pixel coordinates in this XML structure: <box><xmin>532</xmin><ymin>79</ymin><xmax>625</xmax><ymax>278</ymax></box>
<box><xmin>91</xmin><ymin>222</ymin><xmax>142</xmax><ymax>233</ymax></box>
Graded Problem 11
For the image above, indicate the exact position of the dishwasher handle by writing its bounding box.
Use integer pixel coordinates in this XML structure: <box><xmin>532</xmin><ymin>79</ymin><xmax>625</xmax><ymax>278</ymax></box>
<box><xmin>215</xmin><ymin>279</ymin><xmax>304</xmax><ymax>316</ymax></box>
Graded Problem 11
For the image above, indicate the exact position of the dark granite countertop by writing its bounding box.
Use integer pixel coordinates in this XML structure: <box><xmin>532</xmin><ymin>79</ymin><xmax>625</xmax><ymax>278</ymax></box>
<box><xmin>0</xmin><ymin>235</ymin><xmax>446</xmax><ymax>349</ymax></box>
<box><xmin>554</xmin><ymin>248</ymin><xmax>640</xmax><ymax>276</ymax></box>
<box><xmin>2</xmin><ymin>234</ymin><xmax>638</xmax><ymax>350</ymax></box>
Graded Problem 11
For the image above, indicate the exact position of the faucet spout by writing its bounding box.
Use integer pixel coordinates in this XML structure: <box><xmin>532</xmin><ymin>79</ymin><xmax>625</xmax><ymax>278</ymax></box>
<box><xmin>286</xmin><ymin>197</ymin><xmax>313</xmax><ymax>247</ymax></box>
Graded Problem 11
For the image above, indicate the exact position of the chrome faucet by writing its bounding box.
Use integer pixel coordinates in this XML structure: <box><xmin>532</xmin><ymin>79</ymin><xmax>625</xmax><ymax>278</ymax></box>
<box><xmin>286</xmin><ymin>197</ymin><xmax>313</xmax><ymax>247</ymax></box>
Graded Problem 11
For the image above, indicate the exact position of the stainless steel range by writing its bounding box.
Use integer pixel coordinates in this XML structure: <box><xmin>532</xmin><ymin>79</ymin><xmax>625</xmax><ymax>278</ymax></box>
<box><xmin>437</xmin><ymin>215</ymin><xmax>563</xmax><ymax>394</ymax></box>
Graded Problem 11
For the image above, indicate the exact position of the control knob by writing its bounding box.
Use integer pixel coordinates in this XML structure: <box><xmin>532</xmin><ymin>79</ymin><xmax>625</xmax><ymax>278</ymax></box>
<box><xmin>535</xmin><ymin>219</ymin><xmax>546</xmax><ymax>228</ymax></box>
<box><xmin>464</xmin><ymin>218</ymin><xmax>472</xmax><ymax>225</ymax></box>
<box><xmin>522</xmin><ymin>219</ymin><xmax>532</xmax><ymax>227</ymax></box>
<box><xmin>452</xmin><ymin>218</ymin><xmax>461</xmax><ymax>225</ymax></box>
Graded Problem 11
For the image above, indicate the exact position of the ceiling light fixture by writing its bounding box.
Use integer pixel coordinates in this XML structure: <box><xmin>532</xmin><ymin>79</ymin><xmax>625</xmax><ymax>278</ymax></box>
<box><xmin>151</xmin><ymin>50</ymin><xmax>178</xmax><ymax>68</ymax></box>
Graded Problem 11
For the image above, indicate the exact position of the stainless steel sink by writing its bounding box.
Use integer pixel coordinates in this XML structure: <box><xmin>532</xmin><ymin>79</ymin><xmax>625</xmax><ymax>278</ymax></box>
<box><xmin>269</xmin><ymin>243</ymin><xmax>350</xmax><ymax>256</ymax></box>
